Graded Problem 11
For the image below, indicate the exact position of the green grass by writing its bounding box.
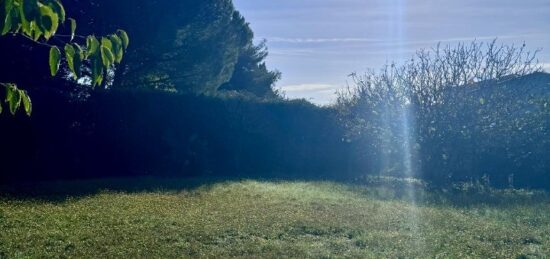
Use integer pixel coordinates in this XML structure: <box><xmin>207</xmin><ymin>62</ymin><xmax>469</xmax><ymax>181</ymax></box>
<box><xmin>0</xmin><ymin>178</ymin><xmax>548</xmax><ymax>258</ymax></box>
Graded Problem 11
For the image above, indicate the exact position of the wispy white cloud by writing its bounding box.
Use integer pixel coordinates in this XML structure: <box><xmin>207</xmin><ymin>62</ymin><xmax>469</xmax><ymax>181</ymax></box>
<box><xmin>417</xmin><ymin>33</ymin><xmax>544</xmax><ymax>45</ymax></box>
<box><xmin>269</xmin><ymin>48</ymin><xmax>319</xmax><ymax>57</ymax></box>
<box><xmin>267</xmin><ymin>37</ymin><xmax>382</xmax><ymax>43</ymax></box>
<box><xmin>266</xmin><ymin>33</ymin><xmax>544</xmax><ymax>59</ymax></box>
<box><xmin>265</xmin><ymin>33</ymin><xmax>541</xmax><ymax>46</ymax></box>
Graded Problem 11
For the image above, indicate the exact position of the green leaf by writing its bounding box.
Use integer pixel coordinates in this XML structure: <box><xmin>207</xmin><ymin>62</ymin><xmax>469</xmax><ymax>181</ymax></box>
<box><xmin>31</xmin><ymin>21</ymin><xmax>42</xmax><ymax>40</ymax></box>
<box><xmin>72</xmin><ymin>43</ymin><xmax>83</xmax><ymax>77</ymax></box>
<box><xmin>101</xmin><ymin>37</ymin><xmax>112</xmax><ymax>50</ymax></box>
<box><xmin>73</xmin><ymin>42</ymin><xmax>84</xmax><ymax>57</ymax></box>
<box><xmin>0</xmin><ymin>0</ymin><xmax>14</xmax><ymax>35</ymax></box>
<box><xmin>93</xmin><ymin>59</ymin><xmax>103</xmax><ymax>86</ymax></box>
<box><xmin>91</xmin><ymin>57</ymin><xmax>103</xmax><ymax>86</ymax></box>
<box><xmin>100</xmin><ymin>37</ymin><xmax>114</xmax><ymax>66</ymax></box>
<box><xmin>68</xmin><ymin>17</ymin><xmax>75</xmax><ymax>41</ymax></box>
<box><xmin>38</xmin><ymin>10</ymin><xmax>52</xmax><ymax>35</ymax></box>
<box><xmin>86</xmin><ymin>35</ymin><xmax>99</xmax><ymax>58</ymax></box>
<box><xmin>19</xmin><ymin>89</ymin><xmax>32</xmax><ymax>116</ymax></box>
<box><xmin>2</xmin><ymin>5</ymin><xmax>18</xmax><ymax>35</ymax></box>
<box><xmin>100</xmin><ymin>45</ymin><xmax>114</xmax><ymax>67</ymax></box>
<box><xmin>20</xmin><ymin>0</ymin><xmax>39</xmax><ymax>36</ymax></box>
<box><xmin>100</xmin><ymin>37</ymin><xmax>118</xmax><ymax>68</ymax></box>
<box><xmin>117</xmin><ymin>29</ymin><xmax>129</xmax><ymax>49</ymax></box>
<box><xmin>109</xmin><ymin>34</ymin><xmax>123</xmax><ymax>63</ymax></box>
<box><xmin>49</xmin><ymin>46</ymin><xmax>61</xmax><ymax>76</ymax></box>
<box><xmin>5</xmin><ymin>83</ymin><xmax>21</xmax><ymax>115</ymax></box>
<box><xmin>42</xmin><ymin>0</ymin><xmax>65</xmax><ymax>22</ymax></box>
<box><xmin>64</xmin><ymin>43</ymin><xmax>76</xmax><ymax>79</ymax></box>
<box><xmin>87</xmin><ymin>36</ymin><xmax>104</xmax><ymax>86</ymax></box>
<box><xmin>38</xmin><ymin>5</ymin><xmax>59</xmax><ymax>40</ymax></box>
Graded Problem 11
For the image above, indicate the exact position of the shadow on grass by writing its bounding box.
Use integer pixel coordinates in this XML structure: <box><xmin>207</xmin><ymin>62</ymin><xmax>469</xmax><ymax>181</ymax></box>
<box><xmin>0</xmin><ymin>176</ymin><xmax>234</xmax><ymax>203</ymax></box>
<box><xmin>1</xmin><ymin>175</ymin><xmax>548</xmax><ymax>208</ymax></box>
<box><xmin>0</xmin><ymin>175</ymin><xmax>333</xmax><ymax>203</ymax></box>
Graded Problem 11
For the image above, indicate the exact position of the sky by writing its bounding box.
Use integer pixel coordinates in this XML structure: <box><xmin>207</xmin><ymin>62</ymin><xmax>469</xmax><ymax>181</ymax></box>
<box><xmin>232</xmin><ymin>0</ymin><xmax>550</xmax><ymax>105</ymax></box>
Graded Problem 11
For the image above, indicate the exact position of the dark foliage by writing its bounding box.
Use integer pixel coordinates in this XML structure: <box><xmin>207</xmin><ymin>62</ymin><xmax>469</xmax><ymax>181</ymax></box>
<box><xmin>3</xmin><ymin>71</ymin><xmax>547</xmax><ymax>190</ymax></box>
<box><xmin>0</xmin><ymin>88</ymin><xmax>350</xmax><ymax>182</ymax></box>
<box><xmin>220</xmin><ymin>40</ymin><xmax>282</xmax><ymax>98</ymax></box>
<box><xmin>63</xmin><ymin>0</ymin><xmax>261</xmax><ymax>93</ymax></box>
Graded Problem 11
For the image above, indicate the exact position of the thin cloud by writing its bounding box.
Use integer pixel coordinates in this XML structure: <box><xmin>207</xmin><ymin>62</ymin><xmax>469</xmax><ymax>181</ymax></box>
<box><xmin>266</xmin><ymin>33</ymin><xmax>541</xmax><ymax>46</ymax></box>
<box><xmin>266</xmin><ymin>33</ymin><xmax>543</xmax><ymax>58</ymax></box>
<box><xmin>417</xmin><ymin>33</ymin><xmax>544</xmax><ymax>45</ymax></box>
<box><xmin>267</xmin><ymin>37</ymin><xmax>382</xmax><ymax>43</ymax></box>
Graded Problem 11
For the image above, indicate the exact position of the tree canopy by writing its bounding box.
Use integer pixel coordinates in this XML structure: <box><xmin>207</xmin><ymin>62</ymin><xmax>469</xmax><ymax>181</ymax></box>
<box><xmin>61</xmin><ymin>0</ymin><xmax>279</xmax><ymax>95</ymax></box>
<box><xmin>0</xmin><ymin>0</ymin><xmax>281</xmax><ymax>107</ymax></box>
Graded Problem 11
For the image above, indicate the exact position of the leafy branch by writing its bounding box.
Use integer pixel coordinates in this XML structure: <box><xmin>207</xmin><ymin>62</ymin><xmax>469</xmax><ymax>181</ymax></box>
<box><xmin>0</xmin><ymin>83</ymin><xmax>31</xmax><ymax>116</ymax></box>
<box><xmin>0</xmin><ymin>0</ymin><xmax>129</xmax><ymax>116</ymax></box>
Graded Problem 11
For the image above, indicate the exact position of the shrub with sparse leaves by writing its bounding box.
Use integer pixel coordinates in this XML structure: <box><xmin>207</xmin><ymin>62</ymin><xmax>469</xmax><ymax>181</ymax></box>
<box><xmin>335</xmin><ymin>40</ymin><xmax>548</xmax><ymax>187</ymax></box>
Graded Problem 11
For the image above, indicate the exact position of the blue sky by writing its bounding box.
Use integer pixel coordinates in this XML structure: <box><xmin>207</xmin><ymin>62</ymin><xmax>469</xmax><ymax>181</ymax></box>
<box><xmin>233</xmin><ymin>0</ymin><xmax>550</xmax><ymax>105</ymax></box>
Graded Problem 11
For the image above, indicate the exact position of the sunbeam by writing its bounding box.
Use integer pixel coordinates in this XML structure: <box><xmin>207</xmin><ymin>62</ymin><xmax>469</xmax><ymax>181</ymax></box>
<box><xmin>385</xmin><ymin>0</ymin><xmax>424</xmax><ymax>249</ymax></box>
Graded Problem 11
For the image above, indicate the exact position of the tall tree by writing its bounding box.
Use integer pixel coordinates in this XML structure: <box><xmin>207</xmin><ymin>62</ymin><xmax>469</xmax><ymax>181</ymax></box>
<box><xmin>220</xmin><ymin>40</ymin><xmax>282</xmax><ymax>98</ymax></box>
<box><xmin>69</xmin><ymin>0</ymin><xmax>254</xmax><ymax>94</ymax></box>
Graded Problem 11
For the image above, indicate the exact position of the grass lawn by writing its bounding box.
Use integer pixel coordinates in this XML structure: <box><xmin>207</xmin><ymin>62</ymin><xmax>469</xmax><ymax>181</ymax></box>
<box><xmin>0</xmin><ymin>178</ymin><xmax>548</xmax><ymax>258</ymax></box>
